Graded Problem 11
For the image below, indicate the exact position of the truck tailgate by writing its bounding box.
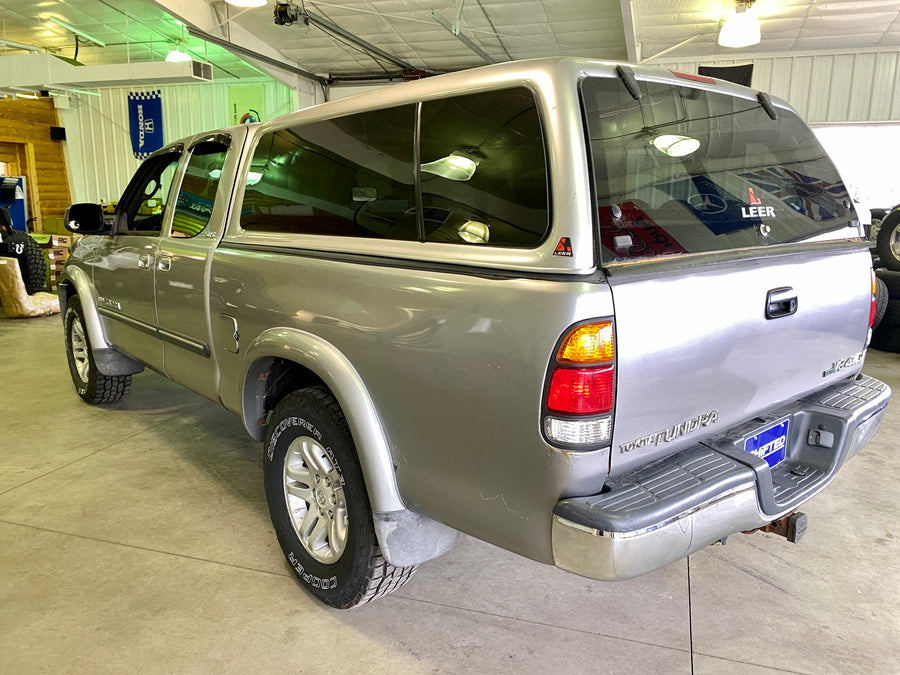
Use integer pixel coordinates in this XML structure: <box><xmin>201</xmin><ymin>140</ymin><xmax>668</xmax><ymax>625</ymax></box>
<box><xmin>607</xmin><ymin>246</ymin><xmax>872</xmax><ymax>474</ymax></box>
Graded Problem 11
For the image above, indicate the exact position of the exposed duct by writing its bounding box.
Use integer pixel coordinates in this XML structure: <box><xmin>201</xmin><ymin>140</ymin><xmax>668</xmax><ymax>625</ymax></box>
<box><xmin>0</xmin><ymin>53</ymin><xmax>213</xmax><ymax>91</ymax></box>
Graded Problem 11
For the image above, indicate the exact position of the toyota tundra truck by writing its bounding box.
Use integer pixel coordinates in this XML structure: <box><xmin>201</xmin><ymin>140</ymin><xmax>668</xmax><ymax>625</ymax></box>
<box><xmin>59</xmin><ymin>57</ymin><xmax>890</xmax><ymax>609</ymax></box>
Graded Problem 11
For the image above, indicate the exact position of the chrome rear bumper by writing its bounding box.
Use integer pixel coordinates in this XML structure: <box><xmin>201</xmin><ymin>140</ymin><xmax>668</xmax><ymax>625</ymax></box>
<box><xmin>552</xmin><ymin>375</ymin><xmax>890</xmax><ymax>581</ymax></box>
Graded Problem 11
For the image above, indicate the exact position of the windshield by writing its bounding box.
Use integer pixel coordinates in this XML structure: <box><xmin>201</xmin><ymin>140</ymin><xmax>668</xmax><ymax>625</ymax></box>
<box><xmin>581</xmin><ymin>77</ymin><xmax>858</xmax><ymax>263</ymax></box>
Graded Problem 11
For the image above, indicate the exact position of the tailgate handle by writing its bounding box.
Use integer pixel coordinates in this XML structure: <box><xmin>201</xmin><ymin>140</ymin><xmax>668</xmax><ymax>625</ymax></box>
<box><xmin>766</xmin><ymin>287</ymin><xmax>797</xmax><ymax>319</ymax></box>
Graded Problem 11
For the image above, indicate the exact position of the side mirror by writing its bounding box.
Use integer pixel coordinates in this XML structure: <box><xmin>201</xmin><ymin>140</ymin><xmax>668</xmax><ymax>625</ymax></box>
<box><xmin>65</xmin><ymin>203</ymin><xmax>107</xmax><ymax>234</ymax></box>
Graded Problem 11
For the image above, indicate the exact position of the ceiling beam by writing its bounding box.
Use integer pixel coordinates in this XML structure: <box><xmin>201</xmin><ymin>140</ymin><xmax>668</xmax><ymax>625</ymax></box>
<box><xmin>432</xmin><ymin>10</ymin><xmax>496</xmax><ymax>64</ymax></box>
<box><xmin>302</xmin><ymin>10</ymin><xmax>417</xmax><ymax>71</ymax></box>
<box><xmin>619</xmin><ymin>0</ymin><xmax>640</xmax><ymax>63</ymax></box>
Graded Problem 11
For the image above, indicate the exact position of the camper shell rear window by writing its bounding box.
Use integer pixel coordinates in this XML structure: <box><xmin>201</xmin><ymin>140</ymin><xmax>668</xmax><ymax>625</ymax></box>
<box><xmin>581</xmin><ymin>77</ymin><xmax>858</xmax><ymax>264</ymax></box>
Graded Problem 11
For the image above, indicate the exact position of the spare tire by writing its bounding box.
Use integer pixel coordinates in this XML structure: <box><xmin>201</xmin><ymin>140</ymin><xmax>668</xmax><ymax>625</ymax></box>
<box><xmin>2</xmin><ymin>231</ymin><xmax>47</xmax><ymax>294</ymax></box>
<box><xmin>875</xmin><ymin>209</ymin><xmax>900</xmax><ymax>272</ymax></box>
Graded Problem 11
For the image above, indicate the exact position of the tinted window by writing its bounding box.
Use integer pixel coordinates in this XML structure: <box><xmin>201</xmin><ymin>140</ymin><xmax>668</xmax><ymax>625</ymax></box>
<box><xmin>171</xmin><ymin>141</ymin><xmax>228</xmax><ymax>238</ymax></box>
<box><xmin>116</xmin><ymin>151</ymin><xmax>180</xmax><ymax>236</ymax></box>
<box><xmin>582</xmin><ymin>78</ymin><xmax>856</xmax><ymax>263</ymax></box>
<box><xmin>241</xmin><ymin>105</ymin><xmax>417</xmax><ymax>240</ymax></box>
<box><xmin>419</xmin><ymin>88</ymin><xmax>548</xmax><ymax>247</ymax></box>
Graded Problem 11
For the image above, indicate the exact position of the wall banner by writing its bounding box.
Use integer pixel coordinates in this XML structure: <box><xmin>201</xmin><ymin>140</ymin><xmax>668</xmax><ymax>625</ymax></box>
<box><xmin>128</xmin><ymin>90</ymin><xmax>164</xmax><ymax>160</ymax></box>
<box><xmin>229</xmin><ymin>85</ymin><xmax>265</xmax><ymax>125</ymax></box>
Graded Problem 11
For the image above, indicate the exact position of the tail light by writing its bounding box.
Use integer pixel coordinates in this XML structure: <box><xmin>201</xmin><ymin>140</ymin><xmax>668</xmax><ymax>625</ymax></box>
<box><xmin>869</xmin><ymin>269</ymin><xmax>877</xmax><ymax>328</ymax></box>
<box><xmin>542</xmin><ymin>320</ymin><xmax>615</xmax><ymax>448</ymax></box>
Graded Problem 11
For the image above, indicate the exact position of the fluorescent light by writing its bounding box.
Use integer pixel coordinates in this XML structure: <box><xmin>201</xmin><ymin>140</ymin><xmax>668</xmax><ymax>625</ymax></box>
<box><xmin>652</xmin><ymin>135</ymin><xmax>701</xmax><ymax>157</ymax></box>
<box><xmin>225</xmin><ymin>0</ymin><xmax>267</xmax><ymax>7</ymax></box>
<box><xmin>48</xmin><ymin>17</ymin><xmax>106</xmax><ymax>47</ymax></box>
<box><xmin>718</xmin><ymin>3</ymin><xmax>761</xmax><ymax>48</ymax></box>
<box><xmin>0</xmin><ymin>39</ymin><xmax>43</xmax><ymax>53</ymax></box>
<box><xmin>247</xmin><ymin>171</ymin><xmax>263</xmax><ymax>186</ymax></box>
<box><xmin>421</xmin><ymin>151</ymin><xmax>480</xmax><ymax>181</ymax></box>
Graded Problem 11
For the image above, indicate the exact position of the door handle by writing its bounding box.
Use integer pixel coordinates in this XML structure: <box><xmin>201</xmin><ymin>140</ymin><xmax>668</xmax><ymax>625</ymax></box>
<box><xmin>138</xmin><ymin>253</ymin><xmax>152</xmax><ymax>269</ymax></box>
<box><xmin>157</xmin><ymin>255</ymin><xmax>172</xmax><ymax>272</ymax></box>
<box><xmin>765</xmin><ymin>287</ymin><xmax>798</xmax><ymax>319</ymax></box>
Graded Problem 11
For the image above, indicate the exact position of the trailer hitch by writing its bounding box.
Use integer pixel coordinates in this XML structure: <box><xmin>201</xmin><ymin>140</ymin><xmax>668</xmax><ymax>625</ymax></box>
<box><xmin>744</xmin><ymin>511</ymin><xmax>807</xmax><ymax>543</ymax></box>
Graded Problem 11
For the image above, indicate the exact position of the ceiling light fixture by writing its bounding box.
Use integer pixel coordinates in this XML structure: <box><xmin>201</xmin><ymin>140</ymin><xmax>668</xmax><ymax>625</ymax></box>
<box><xmin>718</xmin><ymin>1</ymin><xmax>761</xmax><ymax>49</ymax></box>
<box><xmin>651</xmin><ymin>135</ymin><xmax>701</xmax><ymax>158</ymax></box>
<box><xmin>48</xmin><ymin>17</ymin><xmax>106</xmax><ymax>47</ymax></box>
<box><xmin>421</xmin><ymin>151</ymin><xmax>480</xmax><ymax>181</ymax></box>
<box><xmin>165</xmin><ymin>45</ymin><xmax>192</xmax><ymax>62</ymax></box>
<box><xmin>225</xmin><ymin>0</ymin><xmax>267</xmax><ymax>7</ymax></box>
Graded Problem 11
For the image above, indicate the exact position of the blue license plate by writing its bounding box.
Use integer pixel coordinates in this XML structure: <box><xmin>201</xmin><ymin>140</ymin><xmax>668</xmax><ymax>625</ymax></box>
<box><xmin>744</xmin><ymin>419</ymin><xmax>790</xmax><ymax>468</ymax></box>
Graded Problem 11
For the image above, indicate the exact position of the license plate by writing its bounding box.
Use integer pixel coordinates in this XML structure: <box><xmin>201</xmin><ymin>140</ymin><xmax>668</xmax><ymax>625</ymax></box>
<box><xmin>744</xmin><ymin>419</ymin><xmax>790</xmax><ymax>468</ymax></box>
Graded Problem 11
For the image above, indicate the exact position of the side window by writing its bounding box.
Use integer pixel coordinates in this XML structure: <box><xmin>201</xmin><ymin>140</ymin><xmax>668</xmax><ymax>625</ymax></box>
<box><xmin>116</xmin><ymin>151</ymin><xmax>181</xmax><ymax>236</ymax></box>
<box><xmin>241</xmin><ymin>105</ymin><xmax>417</xmax><ymax>240</ymax></box>
<box><xmin>419</xmin><ymin>88</ymin><xmax>549</xmax><ymax>247</ymax></box>
<box><xmin>171</xmin><ymin>141</ymin><xmax>229</xmax><ymax>238</ymax></box>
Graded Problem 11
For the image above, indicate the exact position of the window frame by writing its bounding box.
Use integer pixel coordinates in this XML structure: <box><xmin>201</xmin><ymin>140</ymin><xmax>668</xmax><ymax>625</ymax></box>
<box><xmin>237</xmin><ymin>87</ymin><xmax>551</xmax><ymax>251</ymax></box>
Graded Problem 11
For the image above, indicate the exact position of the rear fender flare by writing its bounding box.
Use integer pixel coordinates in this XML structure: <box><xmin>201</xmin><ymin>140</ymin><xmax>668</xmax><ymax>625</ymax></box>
<box><xmin>243</xmin><ymin>327</ymin><xmax>405</xmax><ymax>514</ymax></box>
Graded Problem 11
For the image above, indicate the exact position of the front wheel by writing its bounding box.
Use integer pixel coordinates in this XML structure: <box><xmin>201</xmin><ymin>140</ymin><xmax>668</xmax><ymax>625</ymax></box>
<box><xmin>264</xmin><ymin>386</ymin><xmax>416</xmax><ymax>608</ymax></box>
<box><xmin>64</xmin><ymin>295</ymin><xmax>131</xmax><ymax>404</ymax></box>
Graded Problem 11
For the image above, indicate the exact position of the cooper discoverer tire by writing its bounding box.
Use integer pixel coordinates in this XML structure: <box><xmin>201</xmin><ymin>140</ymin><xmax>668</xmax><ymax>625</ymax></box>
<box><xmin>264</xmin><ymin>386</ymin><xmax>416</xmax><ymax>609</ymax></box>
<box><xmin>65</xmin><ymin>295</ymin><xmax>132</xmax><ymax>404</ymax></box>
<box><xmin>4</xmin><ymin>231</ymin><xmax>46</xmax><ymax>294</ymax></box>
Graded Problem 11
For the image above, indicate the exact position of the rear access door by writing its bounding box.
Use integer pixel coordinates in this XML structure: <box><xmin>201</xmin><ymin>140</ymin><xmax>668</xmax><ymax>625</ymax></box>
<box><xmin>581</xmin><ymin>73</ymin><xmax>872</xmax><ymax>474</ymax></box>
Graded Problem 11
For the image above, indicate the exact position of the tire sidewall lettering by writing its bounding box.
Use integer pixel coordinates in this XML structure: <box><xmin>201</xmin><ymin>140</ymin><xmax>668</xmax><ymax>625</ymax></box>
<box><xmin>287</xmin><ymin>551</ymin><xmax>338</xmax><ymax>590</ymax></box>
<box><xmin>266</xmin><ymin>416</ymin><xmax>342</xmax><ymax>485</ymax></box>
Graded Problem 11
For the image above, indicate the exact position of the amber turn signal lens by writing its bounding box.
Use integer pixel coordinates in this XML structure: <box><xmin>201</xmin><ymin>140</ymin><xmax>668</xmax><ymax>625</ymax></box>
<box><xmin>557</xmin><ymin>322</ymin><xmax>614</xmax><ymax>363</ymax></box>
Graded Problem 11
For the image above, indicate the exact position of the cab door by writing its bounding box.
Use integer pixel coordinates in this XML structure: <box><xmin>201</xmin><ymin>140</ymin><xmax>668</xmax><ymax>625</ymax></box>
<box><xmin>154</xmin><ymin>132</ymin><xmax>241</xmax><ymax>401</ymax></box>
<box><xmin>90</xmin><ymin>148</ymin><xmax>182</xmax><ymax>373</ymax></box>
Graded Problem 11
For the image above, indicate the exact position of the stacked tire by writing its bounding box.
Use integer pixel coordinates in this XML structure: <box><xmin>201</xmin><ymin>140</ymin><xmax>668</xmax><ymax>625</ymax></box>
<box><xmin>0</xmin><ymin>227</ymin><xmax>47</xmax><ymax>295</ymax></box>
<box><xmin>872</xmin><ymin>270</ymin><xmax>900</xmax><ymax>353</ymax></box>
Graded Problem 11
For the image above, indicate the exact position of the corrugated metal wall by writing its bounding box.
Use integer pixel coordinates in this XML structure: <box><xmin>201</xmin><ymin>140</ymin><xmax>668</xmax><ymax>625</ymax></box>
<box><xmin>660</xmin><ymin>49</ymin><xmax>900</xmax><ymax>123</ymax></box>
<box><xmin>58</xmin><ymin>79</ymin><xmax>307</xmax><ymax>203</ymax></box>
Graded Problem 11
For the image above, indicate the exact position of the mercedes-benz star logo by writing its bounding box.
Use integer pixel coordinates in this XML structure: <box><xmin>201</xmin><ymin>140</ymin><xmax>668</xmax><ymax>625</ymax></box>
<box><xmin>688</xmin><ymin>193</ymin><xmax>728</xmax><ymax>215</ymax></box>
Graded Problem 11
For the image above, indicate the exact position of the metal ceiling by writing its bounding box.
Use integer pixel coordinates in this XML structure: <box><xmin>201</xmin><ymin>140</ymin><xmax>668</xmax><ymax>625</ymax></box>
<box><xmin>0</xmin><ymin>0</ymin><xmax>898</xmax><ymax>83</ymax></box>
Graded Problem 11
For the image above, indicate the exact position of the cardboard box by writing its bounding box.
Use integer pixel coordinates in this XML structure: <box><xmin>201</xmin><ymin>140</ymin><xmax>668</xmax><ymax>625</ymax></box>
<box><xmin>46</xmin><ymin>248</ymin><xmax>69</xmax><ymax>260</ymax></box>
<box><xmin>47</xmin><ymin>258</ymin><xmax>67</xmax><ymax>270</ymax></box>
<box><xmin>42</xmin><ymin>217</ymin><xmax>68</xmax><ymax>235</ymax></box>
<box><xmin>50</xmin><ymin>235</ymin><xmax>72</xmax><ymax>247</ymax></box>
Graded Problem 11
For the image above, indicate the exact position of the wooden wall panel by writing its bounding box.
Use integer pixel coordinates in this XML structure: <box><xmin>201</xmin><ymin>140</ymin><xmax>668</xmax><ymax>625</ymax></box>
<box><xmin>0</xmin><ymin>98</ymin><xmax>70</xmax><ymax>231</ymax></box>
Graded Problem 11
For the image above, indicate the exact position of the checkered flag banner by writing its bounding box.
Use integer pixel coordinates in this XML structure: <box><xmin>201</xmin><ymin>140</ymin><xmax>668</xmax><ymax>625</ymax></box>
<box><xmin>128</xmin><ymin>90</ymin><xmax>164</xmax><ymax>159</ymax></box>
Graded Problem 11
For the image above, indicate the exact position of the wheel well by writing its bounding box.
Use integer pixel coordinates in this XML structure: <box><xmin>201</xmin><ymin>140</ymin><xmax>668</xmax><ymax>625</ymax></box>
<box><xmin>244</xmin><ymin>356</ymin><xmax>326</xmax><ymax>440</ymax></box>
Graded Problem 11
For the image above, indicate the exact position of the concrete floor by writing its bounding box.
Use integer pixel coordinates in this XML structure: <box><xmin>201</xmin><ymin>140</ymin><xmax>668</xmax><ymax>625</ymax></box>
<box><xmin>1</xmin><ymin>309</ymin><xmax>898</xmax><ymax>674</ymax></box>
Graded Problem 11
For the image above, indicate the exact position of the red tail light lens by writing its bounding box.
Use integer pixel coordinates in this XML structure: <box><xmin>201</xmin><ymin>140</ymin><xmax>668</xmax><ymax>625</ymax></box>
<box><xmin>869</xmin><ymin>269</ymin><xmax>877</xmax><ymax>328</ymax></box>
<box><xmin>547</xmin><ymin>366</ymin><xmax>614</xmax><ymax>415</ymax></box>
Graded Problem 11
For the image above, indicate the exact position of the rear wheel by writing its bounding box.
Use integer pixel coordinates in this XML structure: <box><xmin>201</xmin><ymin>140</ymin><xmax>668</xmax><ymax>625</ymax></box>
<box><xmin>264</xmin><ymin>386</ymin><xmax>416</xmax><ymax>608</ymax></box>
<box><xmin>64</xmin><ymin>295</ymin><xmax>131</xmax><ymax>404</ymax></box>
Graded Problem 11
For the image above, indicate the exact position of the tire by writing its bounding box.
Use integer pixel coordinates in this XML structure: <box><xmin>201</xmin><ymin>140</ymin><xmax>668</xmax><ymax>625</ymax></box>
<box><xmin>881</xmin><ymin>298</ymin><xmax>900</xmax><ymax>328</ymax></box>
<box><xmin>876</xmin><ymin>269</ymin><xmax>900</xmax><ymax>298</ymax></box>
<box><xmin>871</xmin><ymin>324</ymin><xmax>900</xmax><ymax>353</ymax></box>
<box><xmin>64</xmin><ymin>295</ymin><xmax>132</xmax><ymax>404</ymax></box>
<box><xmin>3</xmin><ymin>231</ymin><xmax>46</xmax><ymax>294</ymax></box>
<box><xmin>264</xmin><ymin>386</ymin><xmax>416</xmax><ymax>609</ymax></box>
<box><xmin>875</xmin><ymin>209</ymin><xmax>900</xmax><ymax>272</ymax></box>
<box><xmin>873</xmin><ymin>277</ymin><xmax>888</xmax><ymax>329</ymax></box>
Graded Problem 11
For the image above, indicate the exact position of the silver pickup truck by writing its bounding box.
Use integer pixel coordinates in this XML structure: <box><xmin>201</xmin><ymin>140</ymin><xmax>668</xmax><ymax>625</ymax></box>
<box><xmin>60</xmin><ymin>58</ymin><xmax>890</xmax><ymax>609</ymax></box>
